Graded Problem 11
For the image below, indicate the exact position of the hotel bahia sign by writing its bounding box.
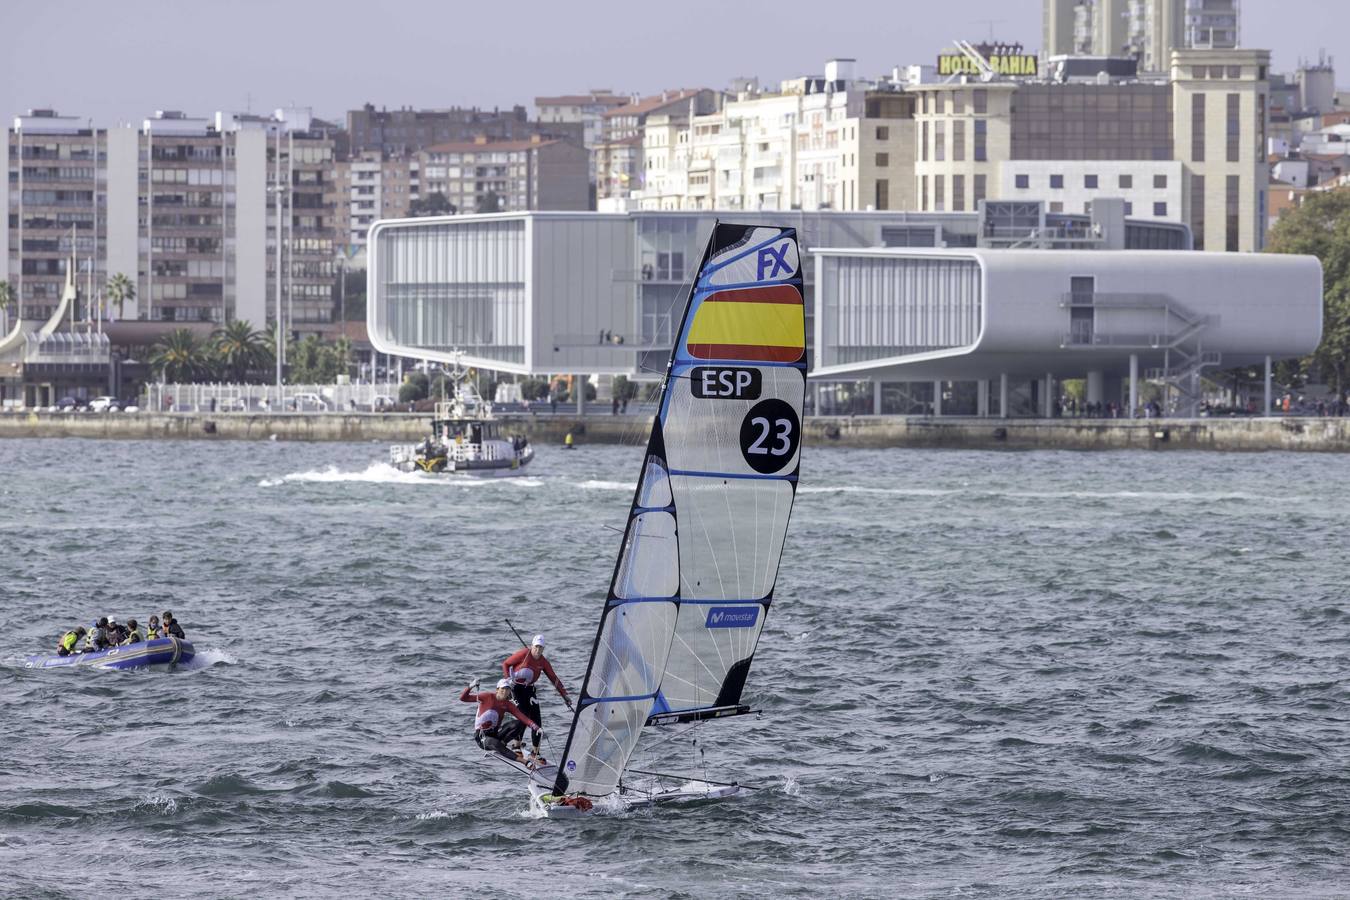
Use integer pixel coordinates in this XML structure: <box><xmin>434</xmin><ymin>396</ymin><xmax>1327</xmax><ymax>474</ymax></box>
<box><xmin>937</xmin><ymin>42</ymin><xmax>1038</xmax><ymax>77</ymax></box>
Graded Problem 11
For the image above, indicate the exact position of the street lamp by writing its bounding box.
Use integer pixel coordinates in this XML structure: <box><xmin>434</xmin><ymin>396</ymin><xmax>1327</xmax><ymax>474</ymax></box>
<box><xmin>268</xmin><ymin>168</ymin><xmax>291</xmax><ymax>391</ymax></box>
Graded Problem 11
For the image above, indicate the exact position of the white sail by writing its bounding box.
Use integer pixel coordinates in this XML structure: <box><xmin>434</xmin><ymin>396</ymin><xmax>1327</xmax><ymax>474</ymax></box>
<box><xmin>554</xmin><ymin>224</ymin><xmax>806</xmax><ymax>797</ymax></box>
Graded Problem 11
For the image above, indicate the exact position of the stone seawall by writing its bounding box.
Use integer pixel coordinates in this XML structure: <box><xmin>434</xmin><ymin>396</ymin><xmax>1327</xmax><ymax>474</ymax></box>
<box><xmin>2</xmin><ymin>411</ymin><xmax>1350</xmax><ymax>452</ymax></box>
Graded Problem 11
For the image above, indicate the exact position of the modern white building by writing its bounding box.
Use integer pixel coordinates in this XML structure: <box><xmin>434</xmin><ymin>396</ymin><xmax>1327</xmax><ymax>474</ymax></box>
<box><xmin>362</xmin><ymin>208</ymin><xmax>1322</xmax><ymax>418</ymax></box>
<box><xmin>998</xmin><ymin>160</ymin><xmax>1184</xmax><ymax>218</ymax></box>
<box><xmin>811</xmin><ymin>247</ymin><xmax>1320</xmax><ymax>415</ymax></box>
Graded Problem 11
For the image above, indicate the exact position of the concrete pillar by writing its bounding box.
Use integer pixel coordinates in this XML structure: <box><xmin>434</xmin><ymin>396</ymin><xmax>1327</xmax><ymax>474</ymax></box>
<box><xmin>999</xmin><ymin>373</ymin><xmax>1009</xmax><ymax>418</ymax></box>
<box><xmin>1044</xmin><ymin>372</ymin><xmax>1054</xmax><ymax>418</ymax></box>
<box><xmin>873</xmin><ymin>380</ymin><xmax>882</xmax><ymax>416</ymax></box>
<box><xmin>1129</xmin><ymin>354</ymin><xmax>1139</xmax><ymax>418</ymax></box>
<box><xmin>932</xmin><ymin>380</ymin><xmax>942</xmax><ymax>417</ymax></box>
<box><xmin>576</xmin><ymin>375</ymin><xmax>585</xmax><ymax>414</ymax></box>
<box><xmin>1264</xmin><ymin>355</ymin><xmax>1272</xmax><ymax>415</ymax></box>
<box><xmin>1086</xmin><ymin>369</ymin><xmax>1104</xmax><ymax>405</ymax></box>
<box><xmin>977</xmin><ymin>379</ymin><xmax>989</xmax><ymax>417</ymax></box>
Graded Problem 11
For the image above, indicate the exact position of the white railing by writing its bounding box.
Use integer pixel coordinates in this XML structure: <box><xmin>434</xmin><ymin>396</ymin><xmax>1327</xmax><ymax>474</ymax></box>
<box><xmin>142</xmin><ymin>381</ymin><xmax>404</xmax><ymax>413</ymax></box>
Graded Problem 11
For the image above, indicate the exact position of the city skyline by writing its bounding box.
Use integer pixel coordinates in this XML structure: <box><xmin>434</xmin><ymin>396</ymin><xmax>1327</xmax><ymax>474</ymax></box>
<box><xmin>3</xmin><ymin>0</ymin><xmax>1347</xmax><ymax>125</ymax></box>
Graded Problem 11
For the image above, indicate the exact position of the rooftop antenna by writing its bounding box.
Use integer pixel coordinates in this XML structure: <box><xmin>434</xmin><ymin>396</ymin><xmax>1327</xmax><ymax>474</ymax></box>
<box><xmin>972</xmin><ymin>19</ymin><xmax>1005</xmax><ymax>42</ymax></box>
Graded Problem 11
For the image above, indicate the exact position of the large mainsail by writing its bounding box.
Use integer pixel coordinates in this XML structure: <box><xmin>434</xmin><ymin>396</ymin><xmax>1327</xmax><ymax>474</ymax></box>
<box><xmin>554</xmin><ymin>223</ymin><xmax>806</xmax><ymax>797</ymax></box>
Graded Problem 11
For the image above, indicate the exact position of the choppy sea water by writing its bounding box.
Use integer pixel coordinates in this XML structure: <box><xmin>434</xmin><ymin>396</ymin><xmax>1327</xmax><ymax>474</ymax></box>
<box><xmin>1</xmin><ymin>437</ymin><xmax>1348</xmax><ymax>898</ymax></box>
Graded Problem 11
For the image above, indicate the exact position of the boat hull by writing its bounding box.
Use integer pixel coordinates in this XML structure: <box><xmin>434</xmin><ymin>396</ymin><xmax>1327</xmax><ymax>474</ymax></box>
<box><xmin>25</xmin><ymin>637</ymin><xmax>194</xmax><ymax>670</ymax></box>
<box><xmin>525</xmin><ymin>764</ymin><xmax>744</xmax><ymax>818</ymax></box>
<box><xmin>393</xmin><ymin>447</ymin><xmax>535</xmax><ymax>477</ymax></box>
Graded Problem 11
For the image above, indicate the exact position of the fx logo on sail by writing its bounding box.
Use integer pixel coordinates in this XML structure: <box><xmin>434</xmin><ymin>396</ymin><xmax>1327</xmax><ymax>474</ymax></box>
<box><xmin>691</xmin><ymin>366</ymin><xmax>762</xmax><ymax>400</ymax></box>
<box><xmin>756</xmin><ymin>243</ymin><xmax>793</xmax><ymax>281</ymax></box>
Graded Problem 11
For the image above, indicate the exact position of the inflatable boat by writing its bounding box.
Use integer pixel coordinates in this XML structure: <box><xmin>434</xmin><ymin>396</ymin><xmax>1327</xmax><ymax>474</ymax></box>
<box><xmin>25</xmin><ymin>636</ymin><xmax>194</xmax><ymax>670</ymax></box>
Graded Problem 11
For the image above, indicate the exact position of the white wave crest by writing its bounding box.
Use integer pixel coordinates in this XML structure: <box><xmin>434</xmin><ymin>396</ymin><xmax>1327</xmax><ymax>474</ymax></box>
<box><xmin>182</xmin><ymin>648</ymin><xmax>237</xmax><ymax>669</ymax></box>
<box><xmin>781</xmin><ymin>775</ymin><xmax>801</xmax><ymax>796</ymax></box>
<box><xmin>259</xmin><ymin>462</ymin><xmax>541</xmax><ymax>489</ymax></box>
<box><xmin>577</xmin><ymin>480</ymin><xmax>634</xmax><ymax>492</ymax></box>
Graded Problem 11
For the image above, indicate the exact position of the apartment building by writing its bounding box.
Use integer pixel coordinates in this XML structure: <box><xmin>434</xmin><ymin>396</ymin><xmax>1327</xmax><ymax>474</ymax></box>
<box><xmin>535</xmin><ymin>90</ymin><xmax>628</xmax><ymax>190</ymax></box>
<box><xmin>1043</xmin><ymin>0</ymin><xmax>1239</xmax><ymax>72</ymax></box>
<box><xmin>346</xmin><ymin>103</ymin><xmax>581</xmax><ymax>157</ymax></box>
<box><xmin>419</xmin><ymin>136</ymin><xmax>588</xmax><ymax>214</ymax></box>
<box><xmin>334</xmin><ymin>151</ymin><xmax>421</xmax><ymax>253</ymax></box>
<box><xmin>595</xmin><ymin>90</ymin><xmax>719</xmax><ymax>202</ymax></box>
<box><xmin>637</xmin><ymin>62</ymin><xmax>916</xmax><ymax>213</ymax></box>
<box><xmin>4</xmin><ymin>107</ymin><xmax>338</xmax><ymax>335</ymax></box>
<box><xmin>911</xmin><ymin>47</ymin><xmax>1269</xmax><ymax>251</ymax></box>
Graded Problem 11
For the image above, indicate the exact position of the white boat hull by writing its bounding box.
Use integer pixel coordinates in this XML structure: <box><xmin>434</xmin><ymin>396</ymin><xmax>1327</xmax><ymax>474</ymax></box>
<box><xmin>525</xmin><ymin>764</ymin><xmax>744</xmax><ymax>819</ymax></box>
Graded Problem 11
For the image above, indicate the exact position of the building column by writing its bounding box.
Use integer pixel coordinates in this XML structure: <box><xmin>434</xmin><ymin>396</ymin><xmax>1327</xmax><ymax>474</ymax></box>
<box><xmin>1086</xmin><ymin>369</ymin><xmax>1104</xmax><ymax>405</ymax></box>
<box><xmin>1264</xmin><ymin>354</ymin><xmax>1273</xmax><ymax>416</ymax></box>
<box><xmin>1044</xmin><ymin>372</ymin><xmax>1054</xmax><ymax>418</ymax></box>
<box><xmin>977</xmin><ymin>379</ymin><xmax>989</xmax><ymax>417</ymax></box>
<box><xmin>999</xmin><ymin>373</ymin><xmax>1009</xmax><ymax>418</ymax></box>
<box><xmin>873</xmin><ymin>380</ymin><xmax>882</xmax><ymax>416</ymax></box>
<box><xmin>932</xmin><ymin>380</ymin><xmax>942</xmax><ymax>417</ymax></box>
<box><xmin>576</xmin><ymin>375</ymin><xmax>585</xmax><ymax>414</ymax></box>
<box><xmin>1129</xmin><ymin>354</ymin><xmax>1139</xmax><ymax>418</ymax></box>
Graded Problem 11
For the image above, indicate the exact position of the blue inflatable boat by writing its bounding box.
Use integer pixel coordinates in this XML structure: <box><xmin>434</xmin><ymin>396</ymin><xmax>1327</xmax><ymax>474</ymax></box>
<box><xmin>25</xmin><ymin>636</ymin><xmax>194</xmax><ymax>670</ymax></box>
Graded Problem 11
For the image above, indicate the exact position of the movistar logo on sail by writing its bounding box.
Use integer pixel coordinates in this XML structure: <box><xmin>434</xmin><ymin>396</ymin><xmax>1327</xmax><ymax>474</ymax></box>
<box><xmin>705</xmin><ymin>606</ymin><xmax>759</xmax><ymax>629</ymax></box>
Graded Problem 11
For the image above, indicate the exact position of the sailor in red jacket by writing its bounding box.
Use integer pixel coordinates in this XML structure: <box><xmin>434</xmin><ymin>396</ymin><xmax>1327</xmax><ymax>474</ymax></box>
<box><xmin>461</xmin><ymin>677</ymin><xmax>540</xmax><ymax>761</ymax></box>
<box><xmin>503</xmin><ymin>634</ymin><xmax>572</xmax><ymax>763</ymax></box>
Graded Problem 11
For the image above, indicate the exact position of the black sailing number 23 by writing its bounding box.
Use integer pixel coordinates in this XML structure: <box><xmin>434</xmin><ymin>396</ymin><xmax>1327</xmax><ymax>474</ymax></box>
<box><xmin>739</xmin><ymin>398</ymin><xmax>801</xmax><ymax>474</ymax></box>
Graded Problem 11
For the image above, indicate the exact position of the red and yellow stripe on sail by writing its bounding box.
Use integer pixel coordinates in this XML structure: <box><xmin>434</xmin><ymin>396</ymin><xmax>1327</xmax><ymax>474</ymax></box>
<box><xmin>685</xmin><ymin>284</ymin><xmax>804</xmax><ymax>363</ymax></box>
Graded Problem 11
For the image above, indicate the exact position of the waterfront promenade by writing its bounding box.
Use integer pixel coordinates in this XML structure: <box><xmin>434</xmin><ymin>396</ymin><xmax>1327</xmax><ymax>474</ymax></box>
<box><xmin>3</xmin><ymin>411</ymin><xmax>1350</xmax><ymax>452</ymax></box>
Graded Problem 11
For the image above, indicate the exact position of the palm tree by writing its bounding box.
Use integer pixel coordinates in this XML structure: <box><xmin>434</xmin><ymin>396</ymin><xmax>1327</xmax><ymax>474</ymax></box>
<box><xmin>150</xmin><ymin>328</ymin><xmax>214</xmax><ymax>383</ymax></box>
<box><xmin>105</xmin><ymin>273</ymin><xmax>135</xmax><ymax>320</ymax></box>
<box><xmin>212</xmin><ymin>319</ymin><xmax>269</xmax><ymax>382</ymax></box>
<box><xmin>0</xmin><ymin>280</ymin><xmax>15</xmax><ymax>333</ymax></box>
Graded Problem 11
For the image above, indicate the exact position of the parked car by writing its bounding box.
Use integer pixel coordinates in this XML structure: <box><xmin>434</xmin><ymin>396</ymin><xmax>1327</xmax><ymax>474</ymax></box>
<box><xmin>56</xmin><ymin>396</ymin><xmax>82</xmax><ymax>411</ymax></box>
<box><xmin>287</xmin><ymin>392</ymin><xmax>329</xmax><ymax>412</ymax></box>
<box><xmin>372</xmin><ymin>394</ymin><xmax>396</xmax><ymax>412</ymax></box>
<box><xmin>218</xmin><ymin>398</ymin><xmax>247</xmax><ymax>412</ymax></box>
<box><xmin>88</xmin><ymin>396</ymin><xmax>121</xmax><ymax>412</ymax></box>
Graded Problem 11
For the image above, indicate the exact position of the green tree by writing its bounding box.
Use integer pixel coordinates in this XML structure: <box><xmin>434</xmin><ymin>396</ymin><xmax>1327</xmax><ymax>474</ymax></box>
<box><xmin>106</xmin><ymin>273</ymin><xmax>136</xmax><ymax>320</ymax></box>
<box><xmin>410</xmin><ymin>191</ymin><xmax>456</xmax><ymax>217</ymax></box>
<box><xmin>212</xmin><ymin>320</ymin><xmax>270</xmax><ymax>382</ymax></box>
<box><xmin>288</xmin><ymin>335</ymin><xmax>342</xmax><ymax>384</ymax></box>
<box><xmin>1267</xmin><ymin>190</ymin><xmax>1350</xmax><ymax>392</ymax></box>
<box><xmin>476</xmin><ymin>190</ymin><xmax>503</xmax><ymax>214</ymax></box>
<box><xmin>150</xmin><ymin>328</ymin><xmax>215</xmax><ymax>382</ymax></box>
<box><xmin>612</xmin><ymin>375</ymin><xmax>640</xmax><ymax>403</ymax></box>
<box><xmin>399</xmin><ymin>371</ymin><xmax>429</xmax><ymax>404</ymax></box>
<box><xmin>0</xmin><ymin>280</ymin><xmax>15</xmax><ymax>331</ymax></box>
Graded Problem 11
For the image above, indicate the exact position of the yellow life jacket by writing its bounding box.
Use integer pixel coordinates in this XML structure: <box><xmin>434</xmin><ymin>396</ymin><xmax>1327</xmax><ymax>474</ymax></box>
<box><xmin>60</xmin><ymin>631</ymin><xmax>79</xmax><ymax>652</ymax></box>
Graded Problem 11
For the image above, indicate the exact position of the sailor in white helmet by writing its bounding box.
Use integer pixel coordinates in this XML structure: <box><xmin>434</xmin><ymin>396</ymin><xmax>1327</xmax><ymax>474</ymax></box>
<box><xmin>460</xmin><ymin>677</ymin><xmax>539</xmax><ymax>762</ymax></box>
<box><xmin>501</xmin><ymin>634</ymin><xmax>572</xmax><ymax>764</ymax></box>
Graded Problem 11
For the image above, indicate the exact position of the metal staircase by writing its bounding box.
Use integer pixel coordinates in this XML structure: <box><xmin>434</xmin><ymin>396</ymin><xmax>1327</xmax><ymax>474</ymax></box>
<box><xmin>1146</xmin><ymin>348</ymin><xmax>1223</xmax><ymax>416</ymax></box>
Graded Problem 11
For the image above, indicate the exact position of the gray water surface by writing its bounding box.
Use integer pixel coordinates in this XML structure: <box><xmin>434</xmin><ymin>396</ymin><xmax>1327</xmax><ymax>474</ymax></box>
<box><xmin>1</xmin><ymin>439</ymin><xmax>1348</xmax><ymax>898</ymax></box>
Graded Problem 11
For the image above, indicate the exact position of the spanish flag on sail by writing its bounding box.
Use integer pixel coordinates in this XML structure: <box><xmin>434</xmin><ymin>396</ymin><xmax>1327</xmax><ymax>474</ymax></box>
<box><xmin>685</xmin><ymin>284</ymin><xmax>804</xmax><ymax>363</ymax></box>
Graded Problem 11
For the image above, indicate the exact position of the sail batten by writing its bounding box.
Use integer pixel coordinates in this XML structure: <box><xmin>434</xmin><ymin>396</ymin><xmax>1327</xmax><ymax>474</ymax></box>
<box><xmin>554</xmin><ymin>223</ymin><xmax>805</xmax><ymax>798</ymax></box>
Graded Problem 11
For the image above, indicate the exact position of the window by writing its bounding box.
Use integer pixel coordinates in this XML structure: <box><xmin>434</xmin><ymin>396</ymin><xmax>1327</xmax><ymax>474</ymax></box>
<box><xmin>1227</xmin><ymin>66</ymin><xmax>1241</xmax><ymax>79</ymax></box>
<box><xmin>1085</xmin><ymin>174</ymin><xmax>1098</xmax><ymax>188</ymax></box>
<box><xmin>974</xmin><ymin>173</ymin><xmax>986</xmax><ymax>206</ymax></box>
<box><xmin>935</xmin><ymin>125</ymin><xmax>945</xmax><ymax>161</ymax></box>
<box><xmin>953</xmin><ymin>174</ymin><xmax>965</xmax><ymax>212</ymax></box>
<box><xmin>1049</xmin><ymin>201</ymin><xmax>1063</xmax><ymax>212</ymax></box>
<box><xmin>1194</xmin><ymin>66</ymin><xmax>1208</xmax><ymax>79</ymax></box>
<box><xmin>1226</xmin><ymin>93</ymin><xmax>1240</xmax><ymax>162</ymax></box>
<box><xmin>1192</xmin><ymin>94</ymin><xmax>1206</xmax><ymax>161</ymax></box>
<box><xmin>876</xmin><ymin>126</ymin><xmax>889</xmax><ymax>140</ymax></box>
<box><xmin>1015</xmin><ymin>173</ymin><xmax>1029</xmax><ymax>189</ymax></box>
<box><xmin>921</xmin><ymin>175</ymin><xmax>928</xmax><ymax>210</ymax></box>
<box><xmin>1209</xmin><ymin>66</ymin><xmax>1224</xmax><ymax>79</ymax></box>
<box><xmin>875</xmin><ymin>179</ymin><xmax>889</xmax><ymax>210</ymax></box>
<box><xmin>1153</xmin><ymin>201</ymin><xmax>1168</xmax><ymax>216</ymax></box>
<box><xmin>952</xmin><ymin>121</ymin><xmax>965</xmax><ymax>162</ymax></box>
<box><xmin>1050</xmin><ymin>174</ymin><xmax>1064</xmax><ymax>189</ymax></box>
<box><xmin>1226</xmin><ymin>174</ymin><xmax>1240</xmax><ymax>251</ymax></box>
<box><xmin>1191</xmin><ymin>174</ymin><xmax>1205</xmax><ymax>251</ymax></box>
<box><xmin>1153</xmin><ymin>174</ymin><xmax>1167</xmax><ymax>189</ymax></box>
<box><xmin>921</xmin><ymin>121</ymin><xmax>929</xmax><ymax>162</ymax></box>
<box><xmin>973</xmin><ymin>89</ymin><xmax>988</xmax><ymax>114</ymax></box>
<box><xmin>876</xmin><ymin>153</ymin><xmax>889</xmax><ymax>167</ymax></box>
<box><xmin>1119</xmin><ymin>174</ymin><xmax>1133</xmax><ymax>189</ymax></box>
<box><xmin>934</xmin><ymin>174</ymin><xmax>945</xmax><ymax>211</ymax></box>
<box><xmin>1124</xmin><ymin>201</ymin><xmax>1133</xmax><ymax>214</ymax></box>
<box><xmin>974</xmin><ymin>120</ymin><xmax>987</xmax><ymax>161</ymax></box>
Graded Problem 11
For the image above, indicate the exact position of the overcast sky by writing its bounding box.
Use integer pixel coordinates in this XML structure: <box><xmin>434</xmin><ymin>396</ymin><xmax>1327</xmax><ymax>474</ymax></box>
<box><xmin>3</xmin><ymin>0</ymin><xmax>1346</xmax><ymax>126</ymax></box>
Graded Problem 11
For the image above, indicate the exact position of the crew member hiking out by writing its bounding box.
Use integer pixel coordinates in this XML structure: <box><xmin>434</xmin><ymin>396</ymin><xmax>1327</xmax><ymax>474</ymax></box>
<box><xmin>461</xmin><ymin>677</ymin><xmax>539</xmax><ymax>763</ymax></box>
<box><xmin>502</xmin><ymin>634</ymin><xmax>571</xmax><ymax>764</ymax></box>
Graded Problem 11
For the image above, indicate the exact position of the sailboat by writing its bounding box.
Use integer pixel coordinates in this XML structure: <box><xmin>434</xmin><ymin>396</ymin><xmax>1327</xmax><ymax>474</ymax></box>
<box><xmin>524</xmin><ymin>222</ymin><xmax>806</xmax><ymax>818</ymax></box>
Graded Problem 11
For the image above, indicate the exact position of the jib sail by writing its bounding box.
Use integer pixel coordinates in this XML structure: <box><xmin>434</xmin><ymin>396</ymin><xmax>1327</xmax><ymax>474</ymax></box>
<box><xmin>554</xmin><ymin>224</ymin><xmax>806</xmax><ymax>797</ymax></box>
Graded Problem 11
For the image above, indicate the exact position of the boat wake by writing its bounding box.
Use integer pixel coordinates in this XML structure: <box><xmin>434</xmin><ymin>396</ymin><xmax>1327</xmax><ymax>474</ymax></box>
<box><xmin>259</xmin><ymin>463</ymin><xmax>541</xmax><ymax>488</ymax></box>
<box><xmin>180</xmin><ymin>648</ymin><xmax>237</xmax><ymax>669</ymax></box>
<box><xmin>576</xmin><ymin>479</ymin><xmax>634</xmax><ymax>492</ymax></box>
